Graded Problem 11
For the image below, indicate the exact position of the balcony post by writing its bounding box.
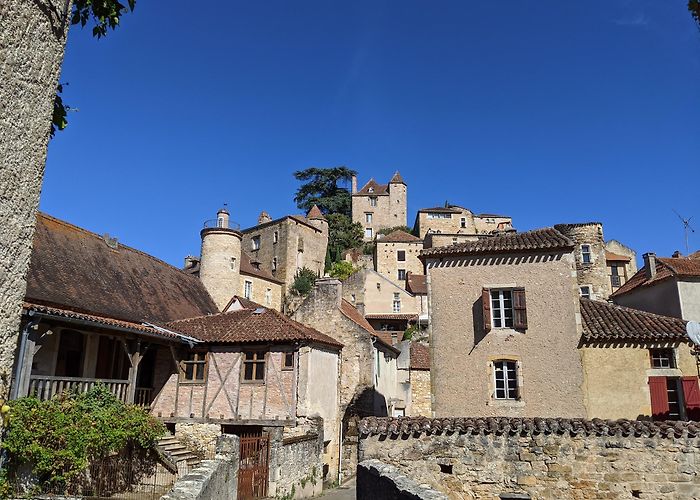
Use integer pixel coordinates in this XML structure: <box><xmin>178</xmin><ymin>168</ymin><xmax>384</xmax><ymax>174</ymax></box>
<box><xmin>124</xmin><ymin>340</ymin><xmax>144</xmax><ymax>405</ymax></box>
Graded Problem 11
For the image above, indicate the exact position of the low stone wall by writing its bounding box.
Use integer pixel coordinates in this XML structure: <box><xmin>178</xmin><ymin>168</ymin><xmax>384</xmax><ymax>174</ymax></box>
<box><xmin>359</xmin><ymin>417</ymin><xmax>700</xmax><ymax>499</ymax></box>
<box><xmin>358</xmin><ymin>460</ymin><xmax>448</xmax><ymax>499</ymax></box>
<box><xmin>175</xmin><ymin>423</ymin><xmax>221</xmax><ymax>458</ymax></box>
<box><xmin>273</xmin><ymin>430</ymin><xmax>324</xmax><ymax>498</ymax></box>
<box><xmin>161</xmin><ymin>435</ymin><xmax>239</xmax><ymax>500</ymax></box>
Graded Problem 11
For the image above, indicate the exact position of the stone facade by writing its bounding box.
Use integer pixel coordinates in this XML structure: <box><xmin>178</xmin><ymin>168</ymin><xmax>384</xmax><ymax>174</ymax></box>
<box><xmin>410</xmin><ymin>370</ymin><xmax>431</xmax><ymax>417</ymax></box>
<box><xmin>239</xmin><ymin>272</ymin><xmax>282</xmax><ymax>310</ymax></box>
<box><xmin>198</xmin><ymin>216</ymin><xmax>242</xmax><ymax>310</ymax></box>
<box><xmin>555</xmin><ymin>223</ymin><xmax>610</xmax><ymax>301</ymax></box>
<box><xmin>414</xmin><ymin>206</ymin><xmax>513</xmax><ymax>240</ymax></box>
<box><xmin>605</xmin><ymin>239</ymin><xmax>638</xmax><ymax>296</ymax></box>
<box><xmin>274</xmin><ymin>431</ymin><xmax>324</xmax><ymax>498</ymax></box>
<box><xmin>425</xmin><ymin>249</ymin><xmax>587</xmax><ymax>418</ymax></box>
<box><xmin>342</xmin><ymin>269</ymin><xmax>420</xmax><ymax>320</ymax></box>
<box><xmin>359</xmin><ymin>417</ymin><xmax>700</xmax><ymax>499</ymax></box>
<box><xmin>352</xmin><ymin>174</ymin><xmax>407</xmax><ymax>241</ymax></box>
<box><xmin>241</xmin><ymin>212</ymin><xmax>328</xmax><ymax>294</ymax></box>
<box><xmin>357</xmin><ymin>460</ymin><xmax>448</xmax><ymax>500</ymax></box>
<box><xmin>1</xmin><ymin>0</ymin><xmax>72</xmax><ymax>399</ymax></box>
<box><xmin>375</xmin><ymin>236</ymin><xmax>423</xmax><ymax>286</ymax></box>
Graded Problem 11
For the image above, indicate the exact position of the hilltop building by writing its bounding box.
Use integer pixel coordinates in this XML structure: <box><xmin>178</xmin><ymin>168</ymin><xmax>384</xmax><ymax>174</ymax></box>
<box><xmin>374</xmin><ymin>230</ymin><xmax>423</xmax><ymax>286</ymax></box>
<box><xmin>351</xmin><ymin>172</ymin><xmax>407</xmax><ymax>241</ymax></box>
<box><xmin>414</xmin><ymin>204</ymin><xmax>513</xmax><ymax>241</ymax></box>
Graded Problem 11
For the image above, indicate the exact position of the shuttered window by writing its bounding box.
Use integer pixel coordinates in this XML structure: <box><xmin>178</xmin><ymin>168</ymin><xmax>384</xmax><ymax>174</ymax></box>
<box><xmin>482</xmin><ymin>287</ymin><xmax>527</xmax><ymax>332</ymax></box>
<box><xmin>649</xmin><ymin>376</ymin><xmax>669</xmax><ymax>420</ymax></box>
<box><xmin>682</xmin><ymin>377</ymin><xmax>700</xmax><ymax>421</ymax></box>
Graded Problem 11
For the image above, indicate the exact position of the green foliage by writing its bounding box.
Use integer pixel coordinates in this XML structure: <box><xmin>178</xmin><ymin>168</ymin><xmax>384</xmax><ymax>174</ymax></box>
<box><xmin>2</xmin><ymin>386</ymin><xmax>164</xmax><ymax>491</ymax></box>
<box><xmin>328</xmin><ymin>261</ymin><xmax>357</xmax><ymax>281</ymax></box>
<box><xmin>327</xmin><ymin>213</ymin><xmax>363</xmax><ymax>264</ymax></box>
<box><xmin>289</xmin><ymin>267</ymin><xmax>318</xmax><ymax>297</ymax></box>
<box><xmin>403</xmin><ymin>324</ymin><xmax>418</xmax><ymax>341</ymax></box>
<box><xmin>377</xmin><ymin>225</ymin><xmax>413</xmax><ymax>237</ymax></box>
<box><xmin>362</xmin><ymin>241</ymin><xmax>375</xmax><ymax>255</ymax></box>
<box><xmin>690</xmin><ymin>0</ymin><xmax>700</xmax><ymax>26</ymax></box>
<box><xmin>293</xmin><ymin>167</ymin><xmax>357</xmax><ymax>216</ymax></box>
<box><xmin>50</xmin><ymin>84</ymin><xmax>69</xmax><ymax>138</ymax></box>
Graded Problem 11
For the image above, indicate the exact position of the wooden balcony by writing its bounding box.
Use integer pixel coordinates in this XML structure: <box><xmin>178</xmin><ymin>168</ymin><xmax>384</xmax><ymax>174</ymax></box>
<box><xmin>28</xmin><ymin>375</ymin><xmax>131</xmax><ymax>404</ymax></box>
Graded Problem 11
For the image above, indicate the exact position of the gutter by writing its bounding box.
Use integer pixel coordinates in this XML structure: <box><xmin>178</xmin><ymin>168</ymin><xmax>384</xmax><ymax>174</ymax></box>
<box><xmin>142</xmin><ymin>322</ymin><xmax>202</xmax><ymax>347</ymax></box>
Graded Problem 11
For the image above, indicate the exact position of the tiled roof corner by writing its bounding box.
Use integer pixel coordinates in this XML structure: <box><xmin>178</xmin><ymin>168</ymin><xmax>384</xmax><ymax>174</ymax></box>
<box><xmin>306</xmin><ymin>205</ymin><xmax>325</xmax><ymax>220</ymax></box>
<box><xmin>389</xmin><ymin>171</ymin><xmax>405</xmax><ymax>184</ymax></box>
<box><xmin>379</xmin><ymin>230</ymin><xmax>422</xmax><ymax>243</ymax></box>
<box><xmin>409</xmin><ymin>342</ymin><xmax>430</xmax><ymax>370</ymax></box>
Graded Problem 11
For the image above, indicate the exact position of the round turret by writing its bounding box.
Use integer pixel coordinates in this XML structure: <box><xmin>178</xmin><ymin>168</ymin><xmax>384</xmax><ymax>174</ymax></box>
<box><xmin>199</xmin><ymin>208</ymin><xmax>242</xmax><ymax>310</ymax></box>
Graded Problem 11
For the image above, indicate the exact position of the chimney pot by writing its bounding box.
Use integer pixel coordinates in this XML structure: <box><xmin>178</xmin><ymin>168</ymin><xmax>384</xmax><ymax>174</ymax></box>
<box><xmin>643</xmin><ymin>252</ymin><xmax>657</xmax><ymax>280</ymax></box>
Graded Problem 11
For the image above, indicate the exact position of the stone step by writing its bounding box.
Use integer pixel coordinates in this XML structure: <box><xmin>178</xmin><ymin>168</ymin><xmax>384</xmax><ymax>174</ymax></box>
<box><xmin>158</xmin><ymin>438</ymin><xmax>180</xmax><ymax>446</ymax></box>
<box><xmin>170</xmin><ymin>449</ymin><xmax>195</xmax><ymax>457</ymax></box>
<box><xmin>163</xmin><ymin>444</ymin><xmax>187</xmax><ymax>451</ymax></box>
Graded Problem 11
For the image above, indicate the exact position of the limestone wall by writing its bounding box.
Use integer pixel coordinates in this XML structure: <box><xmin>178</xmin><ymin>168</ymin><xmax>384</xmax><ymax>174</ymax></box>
<box><xmin>1</xmin><ymin>0</ymin><xmax>72</xmax><ymax>399</ymax></box>
<box><xmin>375</xmin><ymin>240</ymin><xmax>423</xmax><ymax>285</ymax></box>
<box><xmin>274</xmin><ymin>432</ymin><xmax>324</xmax><ymax>498</ymax></box>
<box><xmin>359</xmin><ymin>417</ymin><xmax>700</xmax><ymax>500</ymax></box>
<box><xmin>239</xmin><ymin>273</ymin><xmax>282</xmax><ymax>310</ymax></box>
<box><xmin>555</xmin><ymin>223</ymin><xmax>609</xmax><ymax>301</ymax></box>
<box><xmin>357</xmin><ymin>460</ymin><xmax>448</xmax><ymax>500</ymax></box>
<box><xmin>410</xmin><ymin>370</ymin><xmax>431</xmax><ymax>417</ymax></box>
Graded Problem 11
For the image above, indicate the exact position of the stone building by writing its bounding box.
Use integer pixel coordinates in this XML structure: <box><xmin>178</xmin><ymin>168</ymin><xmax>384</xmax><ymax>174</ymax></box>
<box><xmin>554</xmin><ymin>222</ymin><xmax>610</xmax><ymax>302</ymax></box>
<box><xmin>241</xmin><ymin>206</ymin><xmax>328</xmax><ymax>293</ymax></box>
<box><xmin>351</xmin><ymin>172</ymin><xmax>407</xmax><ymax>241</ymax></box>
<box><xmin>611</xmin><ymin>252</ymin><xmax>700</xmax><ymax>322</ymax></box>
<box><xmin>422</xmin><ymin>227</ymin><xmax>587</xmax><ymax>418</ymax></box>
<box><xmin>579</xmin><ymin>298</ymin><xmax>700</xmax><ymax>421</ymax></box>
<box><xmin>395</xmin><ymin>341</ymin><xmax>431</xmax><ymax>417</ymax></box>
<box><xmin>605</xmin><ymin>239</ymin><xmax>637</xmax><ymax>296</ymax></box>
<box><xmin>413</xmin><ymin>205</ymin><xmax>513</xmax><ymax>240</ymax></box>
<box><xmin>374</xmin><ymin>230</ymin><xmax>423</xmax><ymax>286</ymax></box>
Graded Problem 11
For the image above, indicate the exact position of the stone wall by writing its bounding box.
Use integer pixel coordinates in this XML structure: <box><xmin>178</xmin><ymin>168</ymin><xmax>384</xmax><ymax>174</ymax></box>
<box><xmin>273</xmin><ymin>432</ymin><xmax>324</xmax><ymax>498</ymax></box>
<box><xmin>359</xmin><ymin>417</ymin><xmax>700</xmax><ymax>499</ymax></box>
<box><xmin>239</xmin><ymin>272</ymin><xmax>282</xmax><ymax>311</ymax></box>
<box><xmin>357</xmin><ymin>460</ymin><xmax>448</xmax><ymax>500</ymax></box>
<box><xmin>175</xmin><ymin>423</ymin><xmax>221</xmax><ymax>458</ymax></box>
<box><xmin>1</xmin><ymin>0</ymin><xmax>72</xmax><ymax>399</ymax></box>
<box><xmin>352</xmin><ymin>177</ymin><xmax>407</xmax><ymax>240</ymax></box>
<box><xmin>410</xmin><ymin>369</ymin><xmax>431</xmax><ymax>417</ymax></box>
<box><xmin>161</xmin><ymin>434</ymin><xmax>239</xmax><ymax>500</ymax></box>
<box><xmin>375</xmin><ymin>240</ymin><xmax>423</xmax><ymax>285</ymax></box>
<box><xmin>555</xmin><ymin>223</ymin><xmax>609</xmax><ymax>301</ymax></box>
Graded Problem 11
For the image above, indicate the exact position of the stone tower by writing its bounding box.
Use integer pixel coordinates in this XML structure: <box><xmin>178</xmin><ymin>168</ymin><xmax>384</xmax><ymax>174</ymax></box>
<box><xmin>199</xmin><ymin>207</ymin><xmax>242</xmax><ymax>310</ymax></box>
<box><xmin>388</xmin><ymin>171</ymin><xmax>407</xmax><ymax>228</ymax></box>
<box><xmin>306</xmin><ymin>204</ymin><xmax>328</xmax><ymax>237</ymax></box>
<box><xmin>554</xmin><ymin>222</ymin><xmax>609</xmax><ymax>301</ymax></box>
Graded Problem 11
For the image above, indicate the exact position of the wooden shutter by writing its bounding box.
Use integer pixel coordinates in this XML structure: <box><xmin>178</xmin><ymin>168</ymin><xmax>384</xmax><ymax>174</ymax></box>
<box><xmin>482</xmin><ymin>288</ymin><xmax>491</xmax><ymax>333</ymax></box>
<box><xmin>513</xmin><ymin>288</ymin><xmax>528</xmax><ymax>330</ymax></box>
<box><xmin>648</xmin><ymin>376</ymin><xmax>669</xmax><ymax>420</ymax></box>
<box><xmin>682</xmin><ymin>376</ymin><xmax>700</xmax><ymax>421</ymax></box>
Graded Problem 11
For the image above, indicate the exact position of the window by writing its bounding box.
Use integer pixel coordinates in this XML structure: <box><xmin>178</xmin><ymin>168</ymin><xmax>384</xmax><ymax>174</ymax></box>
<box><xmin>230</xmin><ymin>257</ymin><xmax>236</xmax><ymax>270</ymax></box>
<box><xmin>493</xmin><ymin>360</ymin><xmax>518</xmax><ymax>400</ymax></box>
<box><xmin>298</xmin><ymin>237</ymin><xmax>304</xmax><ymax>252</ymax></box>
<box><xmin>273</xmin><ymin>231</ymin><xmax>278</xmax><ymax>244</ymax></box>
<box><xmin>392</xmin><ymin>292</ymin><xmax>401</xmax><ymax>313</ymax></box>
<box><xmin>251</xmin><ymin>235</ymin><xmax>261</xmax><ymax>251</ymax></box>
<box><xmin>452</xmin><ymin>237</ymin><xmax>458</xmax><ymax>244</ymax></box>
<box><xmin>460</xmin><ymin>217</ymin><xmax>466</xmax><ymax>228</ymax></box>
<box><xmin>376</xmin><ymin>282</ymin><xmax>381</xmax><ymax>291</ymax></box>
<box><xmin>244</xmin><ymin>280</ymin><xmax>253</xmax><ymax>299</ymax></box>
<box><xmin>581</xmin><ymin>245</ymin><xmax>592</xmax><ymax>264</ymax></box>
<box><xmin>368</xmin><ymin>187</ymin><xmax>374</xmax><ymax>193</ymax></box>
<box><xmin>365</xmin><ymin>228</ymin><xmax>373</xmax><ymax>239</ymax></box>
<box><xmin>650</xmin><ymin>349</ymin><xmax>676</xmax><ymax>369</ymax></box>
<box><xmin>217</xmin><ymin>217</ymin><xmax>224</xmax><ymax>228</ymax></box>
<box><xmin>483</xmin><ymin>288</ymin><xmax>527</xmax><ymax>331</ymax></box>
<box><xmin>610</xmin><ymin>264</ymin><xmax>621</xmax><ymax>288</ymax></box>
<box><xmin>397</xmin><ymin>250</ymin><xmax>406</xmax><ymax>261</ymax></box>
<box><xmin>369</xmin><ymin>197</ymin><xmax>377</xmax><ymax>207</ymax></box>
<box><xmin>579</xmin><ymin>286</ymin><xmax>591</xmax><ymax>299</ymax></box>
<box><xmin>365</xmin><ymin>213</ymin><xmax>373</xmax><ymax>224</ymax></box>
<box><xmin>181</xmin><ymin>352</ymin><xmax>207</xmax><ymax>383</ymax></box>
<box><xmin>272</xmin><ymin>257</ymin><xmax>277</xmax><ymax>271</ymax></box>
<box><xmin>666</xmin><ymin>378</ymin><xmax>684</xmax><ymax>420</ymax></box>
<box><xmin>649</xmin><ymin>376</ymin><xmax>700</xmax><ymax>421</ymax></box>
<box><xmin>426</xmin><ymin>212</ymin><xmax>451</xmax><ymax>219</ymax></box>
<box><xmin>242</xmin><ymin>351</ymin><xmax>266</xmax><ymax>382</ymax></box>
<box><xmin>265</xmin><ymin>288</ymin><xmax>272</xmax><ymax>306</ymax></box>
<box><xmin>283</xmin><ymin>352</ymin><xmax>294</xmax><ymax>370</ymax></box>
<box><xmin>397</xmin><ymin>269</ymin><xmax>406</xmax><ymax>281</ymax></box>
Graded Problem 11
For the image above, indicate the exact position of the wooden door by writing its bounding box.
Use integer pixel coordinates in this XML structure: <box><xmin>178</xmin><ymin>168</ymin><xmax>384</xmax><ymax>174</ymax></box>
<box><xmin>238</xmin><ymin>434</ymin><xmax>270</xmax><ymax>499</ymax></box>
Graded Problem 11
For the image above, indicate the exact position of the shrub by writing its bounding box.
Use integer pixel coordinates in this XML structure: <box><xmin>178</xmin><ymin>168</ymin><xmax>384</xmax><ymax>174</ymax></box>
<box><xmin>289</xmin><ymin>267</ymin><xmax>318</xmax><ymax>296</ymax></box>
<box><xmin>2</xmin><ymin>385</ymin><xmax>165</xmax><ymax>492</ymax></box>
<box><xmin>327</xmin><ymin>261</ymin><xmax>357</xmax><ymax>281</ymax></box>
<box><xmin>403</xmin><ymin>324</ymin><xmax>418</xmax><ymax>341</ymax></box>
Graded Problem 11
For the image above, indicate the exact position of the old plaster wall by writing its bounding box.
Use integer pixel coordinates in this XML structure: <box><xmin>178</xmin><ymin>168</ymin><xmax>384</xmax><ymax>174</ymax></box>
<box><xmin>580</xmin><ymin>342</ymin><xmax>698</xmax><ymax>420</ymax></box>
<box><xmin>274</xmin><ymin>432</ymin><xmax>324</xmax><ymax>498</ymax></box>
<box><xmin>375</xmin><ymin>240</ymin><xmax>423</xmax><ymax>285</ymax></box>
<box><xmin>239</xmin><ymin>273</ymin><xmax>282</xmax><ymax>310</ymax></box>
<box><xmin>613</xmin><ymin>278</ymin><xmax>683</xmax><ymax>319</ymax></box>
<box><xmin>555</xmin><ymin>223</ymin><xmax>609</xmax><ymax>301</ymax></box>
<box><xmin>359</xmin><ymin>421</ymin><xmax>700</xmax><ymax>499</ymax></box>
<box><xmin>1</xmin><ymin>0</ymin><xmax>73</xmax><ymax>398</ymax></box>
<box><xmin>427</xmin><ymin>250</ymin><xmax>587</xmax><ymax>418</ymax></box>
<box><xmin>679</xmin><ymin>280</ymin><xmax>700</xmax><ymax>322</ymax></box>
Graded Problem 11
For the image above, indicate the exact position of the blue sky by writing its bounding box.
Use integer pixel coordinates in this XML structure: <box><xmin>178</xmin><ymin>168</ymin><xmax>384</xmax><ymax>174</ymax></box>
<box><xmin>43</xmin><ymin>1</ymin><xmax>700</xmax><ymax>267</ymax></box>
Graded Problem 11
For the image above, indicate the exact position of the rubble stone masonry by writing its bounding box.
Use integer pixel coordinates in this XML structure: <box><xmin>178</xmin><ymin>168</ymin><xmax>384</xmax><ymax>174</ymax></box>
<box><xmin>359</xmin><ymin>417</ymin><xmax>700</xmax><ymax>499</ymax></box>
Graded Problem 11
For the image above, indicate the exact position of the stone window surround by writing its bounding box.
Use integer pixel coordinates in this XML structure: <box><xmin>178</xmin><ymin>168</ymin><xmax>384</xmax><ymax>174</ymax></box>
<box><xmin>580</xmin><ymin>243</ymin><xmax>593</xmax><ymax>264</ymax></box>
<box><xmin>486</xmin><ymin>356</ymin><xmax>525</xmax><ymax>407</ymax></box>
<box><xmin>579</xmin><ymin>284</ymin><xmax>592</xmax><ymax>299</ymax></box>
<box><xmin>365</xmin><ymin>212</ymin><xmax>373</xmax><ymax>224</ymax></box>
<box><xmin>244</xmin><ymin>280</ymin><xmax>253</xmax><ymax>299</ymax></box>
<box><xmin>251</xmin><ymin>235</ymin><xmax>261</xmax><ymax>251</ymax></box>
<box><xmin>650</xmin><ymin>347</ymin><xmax>677</xmax><ymax>369</ymax></box>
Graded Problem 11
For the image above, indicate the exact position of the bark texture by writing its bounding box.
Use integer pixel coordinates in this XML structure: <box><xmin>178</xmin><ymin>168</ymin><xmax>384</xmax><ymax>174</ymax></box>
<box><xmin>0</xmin><ymin>0</ymin><xmax>72</xmax><ymax>398</ymax></box>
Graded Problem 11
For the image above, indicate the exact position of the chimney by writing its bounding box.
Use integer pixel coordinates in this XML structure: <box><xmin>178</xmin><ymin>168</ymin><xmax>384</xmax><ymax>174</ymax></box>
<box><xmin>184</xmin><ymin>255</ymin><xmax>199</xmax><ymax>270</ymax></box>
<box><xmin>672</xmin><ymin>250</ymin><xmax>682</xmax><ymax>258</ymax></box>
<box><xmin>643</xmin><ymin>252</ymin><xmax>657</xmax><ymax>280</ymax></box>
<box><xmin>315</xmin><ymin>277</ymin><xmax>342</xmax><ymax>307</ymax></box>
<box><xmin>258</xmin><ymin>211</ymin><xmax>272</xmax><ymax>225</ymax></box>
<box><xmin>351</xmin><ymin>175</ymin><xmax>357</xmax><ymax>194</ymax></box>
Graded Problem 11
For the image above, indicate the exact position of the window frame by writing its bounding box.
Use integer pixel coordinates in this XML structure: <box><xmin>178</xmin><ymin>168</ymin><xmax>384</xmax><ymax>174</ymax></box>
<box><xmin>180</xmin><ymin>351</ymin><xmax>208</xmax><ymax>384</ymax></box>
<box><xmin>490</xmin><ymin>289</ymin><xmax>514</xmax><ymax>329</ymax></box>
<box><xmin>397</xmin><ymin>269</ymin><xmax>406</xmax><ymax>281</ymax></box>
<box><xmin>369</xmin><ymin>196</ymin><xmax>377</xmax><ymax>207</ymax></box>
<box><xmin>244</xmin><ymin>280</ymin><xmax>253</xmax><ymax>299</ymax></box>
<box><xmin>241</xmin><ymin>351</ymin><xmax>266</xmax><ymax>383</ymax></box>
<box><xmin>650</xmin><ymin>348</ymin><xmax>677</xmax><ymax>369</ymax></box>
<box><xmin>492</xmin><ymin>359</ymin><xmax>519</xmax><ymax>400</ymax></box>
<box><xmin>365</xmin><ymin>213</ymin><xmax>373</xmax><ymax>224</ymax></box>
<box><xmin>282</xmin><ymin>352</ymin><xmax>295</xmax><ymax>371</ymax></box>
<box><xmin>273</xmin><ymin>231</ymin><xmax>278</xmax><ymax>244</ymax></box>
<box><xmin>460</xmin><ymin>217</ymin><xmax>466</xmax><ymax>228</ymax></box>
<box><xmin>397</xmin><ymin>250</ymin><xmax>406</xmax><ymax>262</ymax></box>
<box><xmin>579</xmin><ymin>286</ymin><xmax>591</xmax><ymax>299</ymax></box>
<box><xmin>392</xmin><ymin>292</ymin><xmax>401</xmax><ymax>313</ymax></box>
<box><xmin>581</xmin><ymin>244</ymin><xmax>592</xmax><ymax>264</ymax></box>
<box><xmin>365</xmin><ymin>227</ymin><xmax>373</xmax><ymax>239</ymax></box>
<box><xmin>251</xmin><ymin>235</ymin><xmax>261</xmax><ymax>251</ymax></box>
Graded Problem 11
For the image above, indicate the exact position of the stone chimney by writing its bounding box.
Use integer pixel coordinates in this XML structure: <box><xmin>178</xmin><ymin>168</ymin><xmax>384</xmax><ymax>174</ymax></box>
<box><xmin>351</xmin><ymin>175</ymin><xmax>357</xmax><ymax>194</ymax></box>
<box><xmin>258</xmin><ymin>211</ymin><xmax>272</xmax><ymax>225</ymax></box>
<box><xmin>643</xmin><ymin>252</ymin><xmax>657</xmax><ymax>280</ymax></box>
<box><xmin>672</xmin><ymin>250</ymin><xmax>682</xmax><ymax>258</ymax></box>
<box><xmin>314</xmin><ymin>277</ymin><xmax>342</xmax><ymax>307</ymax></box>
<box><xmin>184</xmin><ymin>255</ymin><xmax>199</xmax><ymax>270</ymax></box>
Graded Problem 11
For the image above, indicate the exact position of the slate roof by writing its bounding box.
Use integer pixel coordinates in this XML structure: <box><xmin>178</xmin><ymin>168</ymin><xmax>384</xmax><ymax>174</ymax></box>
<box><xmin>358</xmin><ymin>416</ymin><xmax>700</xmax><ymax>439</ymax></box>
<box><xmin>167</xmin><ymin>305</ymin><xmax>342</xmax><ymax>349</ymax></box>
<box><xmin>405</xmin><ymin>273</ymin><xmax>427</xmax><ymax>295</ymax></box>
<box><xmin>378</xmin><ymin>230</ymin><xmax>422</xmax><ymax>243</ymax></box>
<box><xmin>355</xmin><ymin>179</ymin><xmax>389</xmax><ymax>196</ymax></box>
<box><xmin>26</xmin><ymin>213</ymin><xmax>218</xmax><ymax>324</ymax></box>
<box><xmin>420</xmin><ymin>227</ymin><xmax>574</xmax><ymax>258</ymax></box>
<box><xmin>579</xmin><ymin>298</ymin><xmax>687</xmax><ymax>344</ymax></box>
<box><xmin>611</xmin><ymin>257</ymin><xmax>700</xmax><ymax>297</ymax></box>
<box><xmin>409</xmin><ymin>343</ymin><xmax>430</xmax><ymax>371</ymax></box>
<box><xmin>339</xmin><ymin>300</ymin><xmax>400</xmax><ymax>353</ymax></box>
<box><xmin>240</xmin><ymin>252</ymin><xmax>283</xmax><ymax>284</ymax></box>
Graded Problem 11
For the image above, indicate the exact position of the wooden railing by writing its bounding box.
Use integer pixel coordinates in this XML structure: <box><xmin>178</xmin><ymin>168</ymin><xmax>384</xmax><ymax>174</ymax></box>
<box><xmin>135</xmin><ymin>387</ymin><xmax>153</xmax><ymax>408</ymax></box>
<box><xmin>27</xmin><ymin>375</ymin><xmax>130</xmax><ymax>403</ymax></box>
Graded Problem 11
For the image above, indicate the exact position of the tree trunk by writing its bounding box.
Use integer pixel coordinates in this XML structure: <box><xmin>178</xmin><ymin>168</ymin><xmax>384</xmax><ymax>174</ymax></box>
<box><xmin>0</xmin><ymin>0</ymin><xmax>73</xmax><ymax>399</ymax></box>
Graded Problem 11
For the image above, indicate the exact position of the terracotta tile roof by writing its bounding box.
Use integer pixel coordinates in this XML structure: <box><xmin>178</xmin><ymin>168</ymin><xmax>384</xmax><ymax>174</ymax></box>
<box><xmin>611</xmin><ymin>257</ymin><xmax>700</xmax><ymax>297</ymax></box>
<box><xmin>167</xmin><ymin>306</ymin><xmax>342</xmax><ymax>349</ymax></box>
<box><xmin>409</xmin><ymin>343</ymin><xmax>430</xmax><ymax>370</ymax></box>
<box><xmin>605</xmin><ymin>251</ymin><xmax>631</xmax><ymax>262</ymax></box>
<box><xmin>580</xmin><ymin>298</ymin><xmax>687</xmax><ymax>343</ymax></box>
<box><xmin>389</xmin><ymin>171</ymin><xmax>405</xmax><ymax>184</ymax></box>
<box><xmin>26</xmin><ymin>213</ymin><xmax>218</xmax><ymax>324</ymax></box>
<box><xmin>418</xmin><ymin>206</ymin><xmax>463</xmax><ymax>214</ymax></box>
<box><xmin>690</xmin><ymin>250</ymin><xmax>700</xmax><ymax>259</ymax></box>
<box><xmin>243</xmin><ymin>215</ymin><xmax>322</xmax><ymax>234</ymax></box>
<box><xmin>23</xmin><ymin>302</ymin><xmax>185</xmax><ymax>341</ymax></box>
<box><xmin>420</xmin><ymin>227</ymin><xmax>574</xmax><ymax>258</ymax></box>
<box><xmin>355</xmin><ymin>178</ymin><xmax>389</xmax><ymax>196</ymax></box>
<box><xmin>306</xmin><ymin>205</ymin><xmax>326</xmax><ymax>220</ymax></box>
<box><xmin>378</xmin><ymin>230</ymin><xmax>422</xmax><ymax>243</ymax></box>
<box><xmin>240</xmin><ymin>252</ymin><xmax>283</xmax><ymax>284</ymax></box>
<box><xmin>339</xmin><ymin>300</ymin><xmax>399</xmax><ymax>354</ymax></box>
<box><xmin>365</xmin><ymin>313</ymin><xmax>418</xmax><ymax>321</ymax></box>
<box><xmin>405</xmin><ymin>273</ymin><xmax>427</xmax><ymax>295</ymax></box>
<box><xmin>358</xmin><ymin>416</ymin><xmax>700</xmax><ymax>439</ymax></box>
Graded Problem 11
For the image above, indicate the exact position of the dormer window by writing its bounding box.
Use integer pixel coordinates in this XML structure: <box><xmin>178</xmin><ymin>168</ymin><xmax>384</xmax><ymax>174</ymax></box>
<box><xmin>368</xmin><ymin>187</ymin><xmax>374</xmax><ymax>193</ymax></box>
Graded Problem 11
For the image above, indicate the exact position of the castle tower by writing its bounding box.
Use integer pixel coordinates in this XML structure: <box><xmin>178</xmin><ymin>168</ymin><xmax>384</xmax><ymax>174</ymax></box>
<box><xmin>554</xmin><ymin>222</ymin><xmax>609</xmax><ymax>301</ymax></box>
<box><xmin>199</xmin><ymin>206</ymin><xmax>242</xmax><ymax>310</ymax></box>
<box><xmin>306</xmin><ymin>204</ymin><xmax>328</xmax><ymax>237</ymax></box>
<box><xmin>388</xmin><ymin>171</ymin><xmax>407</xmax><ymax>228</ymax></box>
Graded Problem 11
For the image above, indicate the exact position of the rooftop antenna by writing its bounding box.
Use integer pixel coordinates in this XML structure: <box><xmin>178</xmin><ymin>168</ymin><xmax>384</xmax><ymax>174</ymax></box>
<box><xmin>673</xmin><ymin>209</ymin><xmax>695</xmax><ymax>255</ymax></box>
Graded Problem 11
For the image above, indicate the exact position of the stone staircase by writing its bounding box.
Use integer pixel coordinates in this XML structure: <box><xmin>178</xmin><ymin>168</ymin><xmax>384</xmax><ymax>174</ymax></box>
<box><xmin>156</xmin><ymin>435</ymin><xmax>202</xmax><ymax>475</ymax></box>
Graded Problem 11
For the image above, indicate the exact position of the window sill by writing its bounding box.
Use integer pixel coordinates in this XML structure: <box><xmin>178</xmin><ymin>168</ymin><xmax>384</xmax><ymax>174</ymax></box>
<box><xmin>646</xmin><ymin>368</ymin><xmax>682</xmax><ymax>377</ymax></box>
<box><xmin>241</xmin><ymin>380</ymin><xmax>266</xmax><ymax>385</ymax></box>
<box><xmin>487</xmin><ymin>399</ymin><xmax>525</xmax><ymax>408</ymax></box>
